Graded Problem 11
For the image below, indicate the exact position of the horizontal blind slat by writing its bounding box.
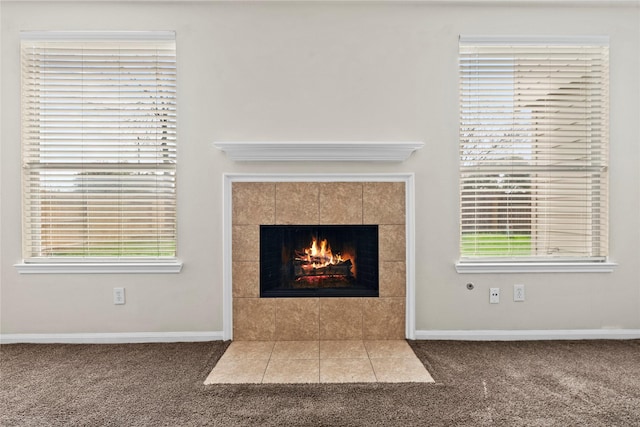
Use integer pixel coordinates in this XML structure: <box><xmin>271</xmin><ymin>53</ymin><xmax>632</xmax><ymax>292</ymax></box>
<box><xmin>459</xmin><ymin>39</ymin><xmax>608</xmax><ymax>260</ymax></box>
<box><xmin>21</xmin><ymin>35</ymin><xmax>178</xmax><ymax>259</ymax></box>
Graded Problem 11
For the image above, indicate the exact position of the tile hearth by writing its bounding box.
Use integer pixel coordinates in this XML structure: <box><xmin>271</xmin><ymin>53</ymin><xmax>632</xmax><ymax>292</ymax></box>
<box><xmin>204</xmin><ymin>340</ymin><xmax>434</xmax><ymax>384</ymax></box>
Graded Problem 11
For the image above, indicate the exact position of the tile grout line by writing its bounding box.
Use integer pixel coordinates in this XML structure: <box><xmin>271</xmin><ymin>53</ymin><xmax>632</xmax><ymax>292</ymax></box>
<box><xmin>368</xmin><ymin>352</ymin><xmax>379</xmax><ymax>382</ymax></box>
<box><xmin>260</xmin><ymin>341</ymin><xmax>275</xmax><ymax>384</ymax></box>
<box><xmin>273</xmin><ymin>183</ymin><xmax>278</xmax><ymax>225</ymax></box>
<box><xmin>273</xmin><ymin>303</ymin><xmax>277</xmax><ymax>344</ymax></box>
<box><xmin>318</xmin><ymin>339</ymin><xmax>321</xmax><ymax>383</ymax></box>
<box><xmin>363</xmin><ymin>340</ymin><xmax>378</xmax><ymax>382</ymax></box>
<box><xmin>361</xmin><ymin>182</ymin><xmax>364</xmax><ymax>225</ymax></box>
<box><xmin>319</xmin><ymin>184</ymin><xmax>322</xmax><ymax>225</ymax></box>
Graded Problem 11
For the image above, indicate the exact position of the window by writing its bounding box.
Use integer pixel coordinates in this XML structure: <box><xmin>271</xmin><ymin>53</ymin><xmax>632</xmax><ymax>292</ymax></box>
<box><xmin>20</xmin><ymin>32</ymin><xmax>178</xmax><ymax>269</ymax></box>
<box><xmin>458</xmin><ymin>36</ymin><xmax>610</xmax><ymax>268</ymax></box>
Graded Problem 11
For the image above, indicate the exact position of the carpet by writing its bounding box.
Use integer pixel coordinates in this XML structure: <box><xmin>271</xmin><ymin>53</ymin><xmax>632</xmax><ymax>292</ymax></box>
<box><xmin>1</xmin><ymin>340</ymin><xmax>639</xmax><ymax>426</ymax></box>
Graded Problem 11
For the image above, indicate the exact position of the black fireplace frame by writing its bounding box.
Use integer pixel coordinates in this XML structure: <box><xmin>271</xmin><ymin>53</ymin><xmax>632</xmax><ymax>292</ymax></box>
<box><xmin>260</xmin><ymin>224</ymin><xmax>379</xmax><ymax>298</ymax></box>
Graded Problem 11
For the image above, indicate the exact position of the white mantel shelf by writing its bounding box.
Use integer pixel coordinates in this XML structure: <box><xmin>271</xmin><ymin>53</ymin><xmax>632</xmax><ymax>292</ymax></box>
<box><xmin>212</xmin><ymin>141</ymin><xmax>425</xmax><ymax>162</ymax></box>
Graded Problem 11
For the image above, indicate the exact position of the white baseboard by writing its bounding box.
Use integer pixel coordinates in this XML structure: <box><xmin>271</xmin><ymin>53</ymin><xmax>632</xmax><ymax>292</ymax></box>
<box><xmin>3</xmin><ymin>329</ymin><xmax>638</xmax><ymax>344</ymax></box>
<box><xmin>0</xmin><ymin>331</ymin><xmax>225</xmax><ymax>344</ymax></box>
<box><xmin>413</xmin><ymin>329</ymin><xmax>640</xmax><ymax>341</ymax></box>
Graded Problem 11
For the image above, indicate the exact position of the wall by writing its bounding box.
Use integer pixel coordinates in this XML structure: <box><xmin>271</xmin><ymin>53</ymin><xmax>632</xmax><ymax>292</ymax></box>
<box><xmin>1</xmin><ymin>0</ymin><xmax>639</xmax><ymax>338</ymax></box>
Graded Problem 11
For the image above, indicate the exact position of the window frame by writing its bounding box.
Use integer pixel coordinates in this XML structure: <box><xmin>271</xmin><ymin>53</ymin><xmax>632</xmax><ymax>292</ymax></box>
<box><xmin>456</xmin><ymin>35</ymin><xmax>616</xmax><ymax>274</ymax></box>
<box><xmin>16</xmin><ymin>31</ymin><xmax>182</xmax><ymax>274</ymax></box>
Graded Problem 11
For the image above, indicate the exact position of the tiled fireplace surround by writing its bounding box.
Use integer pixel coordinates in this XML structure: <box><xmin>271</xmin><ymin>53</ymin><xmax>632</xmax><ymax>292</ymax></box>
<box><xmin>231</xmin><ymin>180</ymin><xmax>407</xmax><ymax>341</ymax></box>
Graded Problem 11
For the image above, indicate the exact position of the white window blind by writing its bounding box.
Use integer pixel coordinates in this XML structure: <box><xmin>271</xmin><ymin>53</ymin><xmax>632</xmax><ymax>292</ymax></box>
<box><xmin>21</xmin><ymin>32</ymin><xmax>177</xmax><ymax>260</ymax></box>
<box><xmin>459</xmin><ymin>36</ymin><xmax>609</xmax><ymax>261</ymax></box>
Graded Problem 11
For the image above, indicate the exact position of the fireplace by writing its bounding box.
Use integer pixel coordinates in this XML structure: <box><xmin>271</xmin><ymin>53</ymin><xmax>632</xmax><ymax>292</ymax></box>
<box><xmin>260</xmin><ymin>224</ymin><xmax>379</xmax><ymax>298</ymax></box>
<box><xmin>229</xmin><ymin>179</ymin><xmax>408</xmax><ymax>341</ymax></box>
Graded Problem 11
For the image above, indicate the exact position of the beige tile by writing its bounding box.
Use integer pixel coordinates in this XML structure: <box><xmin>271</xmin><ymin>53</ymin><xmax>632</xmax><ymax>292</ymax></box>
<box><xmin>320</xmin><ymin>340</ymin><xmax>368</xmax><ymax>359</ymax></box>
<box><xmin>319</xmin><ymin>298</ymin><xmax>363</xmax><ymax>340</ymax></box>
<box><xmin>275</xmin><ymin>298</ymin><xmax>319</xmax><ymax>340</ymax></box>
<box><xmin>205</xmin><ymin>339</ymin><xmax>434</xmax><ymax>384</ymax></box>
<box><xmin>363</xmin><ymin>298</ymin><xmax>405</xmax><ymax>340</ymax></box>
<box><xmin>204</xmin><ymin>357</ymin><xmax>269</xmax><ymax>384</ymax></box>
<box><xmin>233</xmin><ymin>298</ymin><xmax>275</xmax><ymax>341</ymax></box>
<box><xmin>364</xmin><ymin>340</ymin><xmax>416</xmax><ymax>359</ymax></box>
<box><xmin>271</xmin><ymin>340</ymin><xmax>319</xmax><ymax>360</ymax></box>
<box><xmin>275</xmin><ymin>182</ymin><xmax>320</xmax><ymax>224</ymax></box>
<box><xmin>232</xmin><ymin>225</ymin><xmax>259</xmax><ymax>262</ymax></box>
<box><xmin>363</xmin><ymin>182</ymin><xmax>405</xmax><ymax>225</ymax></box>
<box><xmin>379</xmin><ymin>225</ymin><xmax>406</xmax><ymax>262</ymax></box>
<box><xmin>263</xmin><ymin>359</ymin><xmax>320</xmax><ymax>383</ymax></box>
<box><xmin>379</xmin><ymin>261</ymin><xmax>406</xmax><ymax>297</ymax></box>
<box><xmin>370</xmin><ymin>357</ymin><xmax>434</xmax><ymax>383</ymax></box>
<box><xmin>319</xmin><ymin>182</ymin><xmax>363</xmax><ymax>224</ymax></box>
<box><xmin>222</xmin><ymin>341</ymin><xmax>274</xmax><ymax>359</ymax></box>
<box><xmin>320</xmin><ymin>358</ymin><xmax>376</xmax><ymax>383</ymax></box>
<box><xmin>232</xmin><ymin>261</ymin><xmax>259</xmax><ymax>298</ymax></box>
<box><xmin>232</xmin><ymin>182</ymin><xmax>275</xmax><ymax>225</ymax></box>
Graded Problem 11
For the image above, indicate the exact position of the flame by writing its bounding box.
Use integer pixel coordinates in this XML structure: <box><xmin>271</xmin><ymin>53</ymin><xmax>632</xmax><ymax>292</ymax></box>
<box><xmin>297</xmin><ymin>237</ymin><xmax>345</xmax><ymax>268</ymax></box>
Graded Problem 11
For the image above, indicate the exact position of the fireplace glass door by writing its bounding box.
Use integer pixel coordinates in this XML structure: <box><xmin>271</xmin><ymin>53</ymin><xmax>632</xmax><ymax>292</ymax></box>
<box><xmin>260</xmin><ymin>225</ymin><xmax>379</xmax><ymax>298</ymax></box>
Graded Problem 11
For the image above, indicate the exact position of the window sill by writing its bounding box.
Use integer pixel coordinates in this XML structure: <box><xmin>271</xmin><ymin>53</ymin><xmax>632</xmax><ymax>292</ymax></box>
<box><xmin>455</xmin><ymin>261</ymin><xmax>617</xmax><ymax>274</ymax></box>
<box><xmin>14</xmin><ymin>260</ymin><xmax>183</xmax><ymax>274</ymax></box>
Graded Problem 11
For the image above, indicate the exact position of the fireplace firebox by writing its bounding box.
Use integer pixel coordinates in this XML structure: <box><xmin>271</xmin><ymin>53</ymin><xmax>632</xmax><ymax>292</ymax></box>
<box><xmin>260</xmin><ymin>225</ymin><xmax>379</xmax><ymax>298</ymax></box>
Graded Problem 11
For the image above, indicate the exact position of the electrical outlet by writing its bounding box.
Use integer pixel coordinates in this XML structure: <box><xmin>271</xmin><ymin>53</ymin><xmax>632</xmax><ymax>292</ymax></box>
<box><xmin>113</xmin><ymin>287</ymin><xmax>125</xmax><ymax>305</ymax></box>
<box><xmin>514</xmin><ymin>284</ymin><xmax>525</xmax><ymax>302</ymax></box>
<box><xmin>490</xmin><ymin>288</ymin><xmax>500</xmax><ymax>304</ymax></box>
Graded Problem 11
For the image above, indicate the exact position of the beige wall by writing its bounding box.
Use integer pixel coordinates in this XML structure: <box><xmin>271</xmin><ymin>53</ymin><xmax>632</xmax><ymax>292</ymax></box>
<box><xmin>1</xmin><ymin>1</ymin><xmax>639</xmax><ymax>336</ymax></box>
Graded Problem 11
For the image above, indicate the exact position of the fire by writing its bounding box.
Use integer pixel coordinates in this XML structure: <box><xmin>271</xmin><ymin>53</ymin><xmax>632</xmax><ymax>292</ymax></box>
<box><xmin>296</xmin><ymin>237</ymin><xmax>346</xmax><ymax>269</ymax></box>
<box><xmin>293</xmin><ymin>235</ymin><xmax>355</xmax><ymax>281</ymax></box>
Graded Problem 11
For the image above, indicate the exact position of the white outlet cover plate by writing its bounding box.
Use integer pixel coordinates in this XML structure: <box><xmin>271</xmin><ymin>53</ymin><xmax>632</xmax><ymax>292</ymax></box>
<box><xmin>514</xmin><ymin>284</ymin><xmax>525</xmax><ymax>301</ymax></box>
<box><xmin>490</xmin><ymin>288</ymin><xmax>500</xmax><ymax>304</ymax></box>
<box><xmin>113</xmin><ymin>287</ymin><xmax>125</xmax><ymax>305</ymax></box>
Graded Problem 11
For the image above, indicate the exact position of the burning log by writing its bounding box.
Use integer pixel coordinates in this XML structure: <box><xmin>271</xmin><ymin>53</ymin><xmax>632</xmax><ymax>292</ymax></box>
<box><xmin>292</xmin><ymin>235</ymin><xmax>354</xmax><ymax>279</ymax></box>
<box><xmin>294</xmin><ymin>259</ymin><xmax>352</xmax><ymax>278</ymax></box>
